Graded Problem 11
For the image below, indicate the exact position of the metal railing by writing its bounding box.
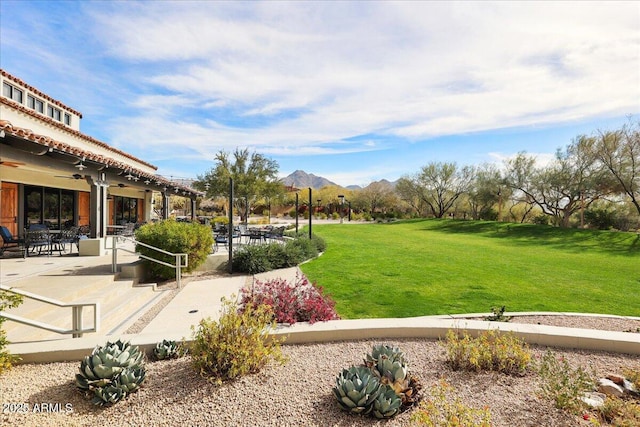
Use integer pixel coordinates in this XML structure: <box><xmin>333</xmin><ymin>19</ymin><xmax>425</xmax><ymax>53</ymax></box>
<box><xmin>0</xmin><ymin>286</ymin><xmax>99</xmax><ymax>338</ymax></box>
<box><xmin>107</xmin><ymin>235</ymin><xmax>188</xmax><ymax>288</ymax></box>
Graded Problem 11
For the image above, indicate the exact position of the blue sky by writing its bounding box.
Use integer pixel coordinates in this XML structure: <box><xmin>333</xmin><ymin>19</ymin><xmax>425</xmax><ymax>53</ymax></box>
<box><xmin>1</xmin><ymin>1</ymin><xmax>638</xmax><ymax>187</ymax></box>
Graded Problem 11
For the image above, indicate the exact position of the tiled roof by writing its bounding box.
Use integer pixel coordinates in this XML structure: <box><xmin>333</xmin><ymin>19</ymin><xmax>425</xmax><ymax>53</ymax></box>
<box><xmin>0</xmin><ymin>118</ymin><xmax>202</xmax><ymax>197</ymax></box>
<box><xmin>1</xmin><ymin>69</ymin><xmax>83</xmax><ymax>118</ymax></box>
<box><xmin>0</xmin><ymin>96</ymin><xmax>157</xmax><ymax>170</ymax></box>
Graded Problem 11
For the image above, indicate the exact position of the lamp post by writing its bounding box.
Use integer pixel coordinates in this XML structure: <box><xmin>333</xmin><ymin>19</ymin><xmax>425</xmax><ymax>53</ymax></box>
<box><xmin>308</xmin><ymin>187</ymin><xmax>312</xmax><ymax>239</ymax></box>
<box><xmin>338</xmin><ymin>195</ymin><xmax>344</xmax><ymax>224</ymax></box>
<box><xmin>295</xmin><ymin>192</ymin><xmax>299</xmax><ymax>235</ymax></box>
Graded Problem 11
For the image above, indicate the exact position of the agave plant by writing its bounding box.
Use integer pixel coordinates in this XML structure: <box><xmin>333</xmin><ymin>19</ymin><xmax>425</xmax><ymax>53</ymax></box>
<box><xmin>75</xmin><ymin>339</ymin><xmax>146</xmax><ymax>406</ymax></box>
<box><xmin>332</xmin><ymin>366</ymin><xmax>382</xmax><ymax>414</ymax></box>
<box><xmin>372</xmin><ymin>385</ymin><xmax>403</xmax><ymax>419</ymax></box>
<box><xmin>365</xmin><ymin>344</ymin><xmax>421</xmax><ymax>408</ymax></box>
<box><xmin>153</xmin><ymin>339</ymin><xmax>182</xmax><ymax>360</ymax></box>
<box><xmin>365</xmin><ymin>344</ymin><xmax>406</xmax><ymax>366</ymax></box>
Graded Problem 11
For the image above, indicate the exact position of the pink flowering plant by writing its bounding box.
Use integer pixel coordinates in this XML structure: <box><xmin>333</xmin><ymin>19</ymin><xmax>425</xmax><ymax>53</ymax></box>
<box><xmin>239</xmin><ymin>272</ymin><xmax>340</xmax><ymax>325</ymax></box>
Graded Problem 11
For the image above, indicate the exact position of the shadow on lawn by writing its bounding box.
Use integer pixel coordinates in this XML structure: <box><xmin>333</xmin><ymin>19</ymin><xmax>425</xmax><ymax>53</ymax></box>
<box><xmin>413</xmin><ymin>219</ymin><xmax>640</xmax><ymax>257</ymax></box>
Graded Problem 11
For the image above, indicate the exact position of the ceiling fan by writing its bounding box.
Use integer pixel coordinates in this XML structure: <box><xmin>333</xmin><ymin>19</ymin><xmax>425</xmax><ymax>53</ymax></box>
<box><xmin>0</xmin><ymin>159</ymin><xmax>26</xmax><ymax>168</ymax></box>
<box><xmin>54</xmin><ymin>174</ymin><xmax>84</xmax><ymax>180</ymax></box>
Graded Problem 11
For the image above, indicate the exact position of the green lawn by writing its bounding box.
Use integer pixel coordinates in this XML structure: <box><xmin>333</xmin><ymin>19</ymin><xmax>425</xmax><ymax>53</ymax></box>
<box><xmin>299</xmin><ymin>219</ymin><xmax>640</xmax><ymax>318</ymax></box>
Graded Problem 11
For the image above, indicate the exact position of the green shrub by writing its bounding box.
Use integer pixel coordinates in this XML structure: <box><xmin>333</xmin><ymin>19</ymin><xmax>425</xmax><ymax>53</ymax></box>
<box><xmin>442</xmin><ymin>329</ymin><xmax>531</xmax><ymax>376</ymax></box>
<box><xmin>232</xmin><ymin>235</ymin><xmax>323</xmax><ymax>274</ymax></box>
<box><xmin>212</xmin><ymin>216</ymin><xmax>229</xmax><ymax>225</ymax></box>
<box><xmin>411</xmin><ymin>379</ymin><xmax>492</xmax><ymax>427</ymax></box>
<box><xmin>536</xmin><ymin>349</ymin><xmax>594</xmax><ymax>412</ymax></box>
<box><xmin>0</xmin><ymin>289</ymin><xmax>23</xmax><ymax>374</ymax></box>
<box><xmin>135</xmin><ymin>219</ymin><xmax>214</xmax><ymax>280</ymax></box>
<box><xmin>190</xmin><ymin>297</ymin><xmax>286</xmax><ymax>385</ymax></box>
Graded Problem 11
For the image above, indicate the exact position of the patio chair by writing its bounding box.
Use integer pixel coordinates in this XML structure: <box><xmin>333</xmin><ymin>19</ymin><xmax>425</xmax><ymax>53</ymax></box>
<box><xmin>51</xmin><ymin>226</ymin><xmax>79</xmax><ymax>255</ymax></box>
<box><xmin>24</xmin><ymin>228</ymin><xmax>51</xmax><ymax>256</ymax></box>
<box><xmin>0</xmin><ymin>226</ymin><xmax>24</xmax><ymax>256</ymax></box>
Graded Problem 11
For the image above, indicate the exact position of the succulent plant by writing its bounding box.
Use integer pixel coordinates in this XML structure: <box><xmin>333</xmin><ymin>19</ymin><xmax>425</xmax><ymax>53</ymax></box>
<box><xmin>372</xmin><ymin>384</ymin><xmax>403</xmax><ymax>419</ymax></box>
<box><xmin>365</xmin><ymin>344</ymin><xmax>406</xmax><ymax>366</ymax></box>
<box><xmin>365</xmin><ymin>344</ymin><xmax>421</xmax><ymax>408</ymax></box>
<box><xmin>332</xmin><ymin>366</ymin><xmax>382</xmax><ymax>414</ymax></box>
<box><xmin>75</xmin><ymin>339</ymin><xmax>146</xmax><ymax>406</ymax></box>
<box><xmin>153</xmin><ymin>339</ymin><xmax>183</xmax><ymax>360</ymax></box>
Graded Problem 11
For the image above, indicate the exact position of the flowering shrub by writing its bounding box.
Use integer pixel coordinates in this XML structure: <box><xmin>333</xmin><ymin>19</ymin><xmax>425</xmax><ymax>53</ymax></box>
<box><xmin>239</xmin><ymin>273</ymin><xmax>340</xmax><ymax>324</ymax></box>
<box><xmin>411</xmin><ymin>379</ymin><xmax>492</xmax><ymax>427</ymax></box>
<box><xmin>442</xmin><ymin>329</ymin><xmax>531</xmax><ymax>376</ymax></box>
<box><xmin>536</xmin><ymin>350</ymin><xmax>594</xmax><ymax>412</ymax></box>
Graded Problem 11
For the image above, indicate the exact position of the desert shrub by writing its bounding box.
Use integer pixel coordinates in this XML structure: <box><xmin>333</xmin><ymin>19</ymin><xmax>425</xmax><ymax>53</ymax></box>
<box><xmin>212</xmin><ymin>216</ymin><xmax>229</xmax><ymax>225</ymax></box>
<box><xmin>411</xmin><ymin>379</ymin><xmax>492</xmax><ymax>427</ymax></box>
<box><xmin>135</xmin><ymin>219</ymin><xmax>214</xmax><ymax>280</ymax></box>
<box><xmin>536</xmin><ymin>349</ymin><xmax>594</xmax><ymax>412</ymax></box>
<box><xmin>190</xmin><ymin>297</ymin><xmax>286</xmax><ymax>384</ymax></box>
<box><xmin>442</xmin><ymin>329</ymin><xmax>531</xmax><ymax>376</ymax></box>
<box><xmin>232</xmin><ymin>235</ymin><xmax>322</xmax><ymax>274</ymax></box>
<box><xmin>239</xmin><ymin>273</ymin><xmax>340</xmax><ymax>324</ymax></box>
<box><xmin>0</xmin><ymin>289</ymin><xmax>23</xmax><ymax>374</ymax></box>
<box><xmin>597</xmin><ymin>396</ymin><xmax>640</xmax><ymax>426</ymax></box>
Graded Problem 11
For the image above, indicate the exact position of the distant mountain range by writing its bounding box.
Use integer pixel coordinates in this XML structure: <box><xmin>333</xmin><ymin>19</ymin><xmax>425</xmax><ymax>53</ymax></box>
<box><xmin>281</xmin><ymin>170</ymin><xmax>397</xmax><ymax>190</ymax></box>
<box><xmin>281</xmin><ymin>170</ymin><xmax>338</xmax><ymax>189</ymax></box>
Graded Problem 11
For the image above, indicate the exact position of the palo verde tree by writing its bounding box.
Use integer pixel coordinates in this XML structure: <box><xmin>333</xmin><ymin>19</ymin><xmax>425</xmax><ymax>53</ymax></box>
<box><xmin>592</xmin><ymin>118</ymin><xmax>640</xmax><ymax>216</ymax></box>
<box><xmin>504</xmin><ymin>137</ymin><xmax>615</xmax><ymax>227</ymax></box>
<box><xmin>196</xmin><ymin>149</ymin><xmax>282</xmax><ymax>221</ymax></box>
<box><xmin>396</xmin><ymin>162</ymin><xmax>474</xmax><ymax>218</ymax></box>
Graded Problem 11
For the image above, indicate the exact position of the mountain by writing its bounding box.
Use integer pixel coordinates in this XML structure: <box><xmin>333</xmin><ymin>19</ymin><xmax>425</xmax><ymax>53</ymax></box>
<box><xmin>281</xmin><ymin>170</ymin><xmax>338</xmax><ymax>189</ymax></box>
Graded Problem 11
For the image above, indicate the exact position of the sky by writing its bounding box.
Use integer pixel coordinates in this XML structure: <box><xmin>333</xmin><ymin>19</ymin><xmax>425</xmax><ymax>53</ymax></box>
<box><xmin>1</xmin><ymin>1</ymin><xmax>638</xmax><ymax>188</ymax></box>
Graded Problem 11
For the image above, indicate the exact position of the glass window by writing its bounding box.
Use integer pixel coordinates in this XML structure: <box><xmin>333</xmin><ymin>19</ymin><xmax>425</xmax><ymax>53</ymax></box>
<box><xmin>2</xmin><ymin>82</ymin><xmax>22</xmax><ymax>103</ymax></box>
<box><xmin>44</xmin><ymin>188</ymin><xmax>60</xmax><ymax>229</ymax></box>
<box><xmin>28</xmin><ymin>95</ymin><xmax>44</xmax><ymax>113</ymax></box>
<box><xmin>2</xmin><ymin>82</ymin><xmax>11</xmax><ymax>98</ymax></box>
<box><xmin>25</xmin><ymin>187</ymin><xmax>43</xmax><ymax>227</ymax></box>
<box><xmin>47</xmin><ymin>105</ymin><xmax>54</xmax><ymax>118</ymax></box>
<box><xmin>24</xmin><ymin>185</ymin><xmax>76</xmax><ymax>230</ymax></box>
<box><xmin>64</xmin><ymin>113</ymin><xmax>71</xmax><ymax>125</ymax></box>
<box><xmin>113</xmin><ymin>196</ymin><xmax>139</xmax><ymax>224</ymax></box>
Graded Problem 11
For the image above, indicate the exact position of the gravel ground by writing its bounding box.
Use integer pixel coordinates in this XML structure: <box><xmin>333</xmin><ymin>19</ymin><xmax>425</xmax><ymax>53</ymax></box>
<box><xmin>2</xmin><ymin>320</ymin><xmax>639</xmax><ymax>427</ymax></box>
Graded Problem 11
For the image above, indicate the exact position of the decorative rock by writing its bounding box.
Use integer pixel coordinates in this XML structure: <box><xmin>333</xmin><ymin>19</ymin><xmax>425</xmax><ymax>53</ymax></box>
<box><xmin>597</xmin><ymin>378</ymin><xmax>624</xmax><ymax>397</ymax></box>
<box><xmin>580</xmin><ymin>391</ymin><xmax>606</xmax><ymax>408</ymax></box>
<box><xmin>606</xmin><ymin>374</ymin><xmax>625</xmax><ymax>385</ymax></box>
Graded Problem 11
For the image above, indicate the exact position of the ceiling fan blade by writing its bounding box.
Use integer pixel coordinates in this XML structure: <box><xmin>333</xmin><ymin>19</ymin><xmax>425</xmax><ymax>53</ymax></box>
<box><xmin>0</xmin><ymin>161</ymin><xmax>24</xmax><ymax>167</ymax></box>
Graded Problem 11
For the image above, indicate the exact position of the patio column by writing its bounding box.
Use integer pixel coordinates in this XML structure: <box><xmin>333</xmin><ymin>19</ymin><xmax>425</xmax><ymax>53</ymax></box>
<box><xmin>191</xmin><ymin>197</ymin><xmax>197</xmax><ymax>221</ymax></box>
<box><xmin>162</xmin><ymin>192</ymin><xmax>170</xmax><ymax>220</ymax></box>
<box><xmin>86</xmin><ymin>174</ymin><xmax>109</xmax><ymax>239</ymax></box>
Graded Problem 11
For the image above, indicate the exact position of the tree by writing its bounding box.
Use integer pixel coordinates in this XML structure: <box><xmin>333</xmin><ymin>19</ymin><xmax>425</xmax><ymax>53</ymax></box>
<box><xmin>196</xmin><ymin>149</ymin><xmax>281</xmax><ymax>221</ymax></box>
<box><xmin>353</xmin><ymin>181</ymin><xmax>398</xmax><ymax>215</ymax></box>
<box><xmin>593</xmin><ymin>119</ymin><xmax>640</xmax><ymax>216</ymax></box>
<box><xmin>467</xmin><ymin>163</ymin><xmax>505</xmax><ymax>220</ymax></box>
<box><xmin>504</xmin><ymin>138</ymin><xmax>614</xmax><ymax>227</ymax></box>
<box><xmin>396</xmin><ymin>162</ymin><xmax>473</xmax><ymax>218</ymax></box>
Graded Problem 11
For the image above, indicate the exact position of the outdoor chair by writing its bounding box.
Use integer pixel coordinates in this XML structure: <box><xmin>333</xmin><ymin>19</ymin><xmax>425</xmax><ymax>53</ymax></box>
<box><xmin>265</xmin><ymin>226</ymin><xmax>286</xmax><ymax>242</ymax></box>
<box><xmin>248</xmin><ymin>228</ymin><xmax>266</xmax><ymax>245</ymax></box>
<box><xmin>51</xmin><ymin>226</ymin><xmax>79</xmax><ymax>255</ymax></box>
<box><xmin>24</xmin><ymin>228</ymin><xmax>51</xmax><ymax>256</ymax></box>
<box><xmin>0</xmin><ymin>226</ymin><xmax>24</xmax><ymax>256</ymax></box>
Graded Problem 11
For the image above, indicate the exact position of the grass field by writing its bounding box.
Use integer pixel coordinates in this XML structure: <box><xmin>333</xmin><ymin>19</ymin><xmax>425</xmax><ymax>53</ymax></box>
<box><xmin>299</xmin><ymin>219</ymin><xmax>640</xmax><ymax>318</ymax></box>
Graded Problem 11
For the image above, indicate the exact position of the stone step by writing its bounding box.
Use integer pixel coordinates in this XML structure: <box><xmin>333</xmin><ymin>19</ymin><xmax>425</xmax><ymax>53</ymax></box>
<box><xmin>4</xmin><ymin>278</ymin><xmax>161</xmax><ymax>343</ymax></box>
<box><xmin>2</xmin><ymin>274</ymin><xmax>117</xmax><ymax>335</ymax></box>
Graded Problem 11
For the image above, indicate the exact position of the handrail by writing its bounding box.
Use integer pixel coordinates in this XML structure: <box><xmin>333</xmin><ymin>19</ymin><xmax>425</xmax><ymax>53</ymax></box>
<box><xmin>107</xmin><ymin>235</ymin><xmax>188</xmax><ymax>288</ymax></box>
<box><xmin>0</xmin><ymin>285</ymin><xmax>100</xmax><ymax>338</ymax></box>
